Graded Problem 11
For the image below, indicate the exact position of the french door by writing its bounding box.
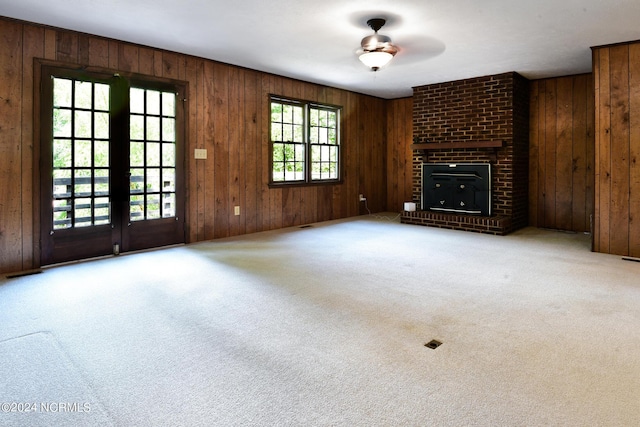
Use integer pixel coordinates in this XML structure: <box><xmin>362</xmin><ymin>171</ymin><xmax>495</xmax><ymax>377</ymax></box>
<box><xmin>40</xmin><ymin>66</ymin><xmax>185</xmax><ymax>265</ymax></box>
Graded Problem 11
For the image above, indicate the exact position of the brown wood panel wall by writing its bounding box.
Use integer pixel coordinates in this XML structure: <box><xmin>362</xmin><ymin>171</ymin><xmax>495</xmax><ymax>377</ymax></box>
<box><xmin>529</xmin><ymin>74</ymin><xmax>595</xmax><ymax>233</ymax></box>
<box><xmin>0</xmin><ymin>17</ymin><xmax>388</xmax><ymax>274</ymax></box>
<box><xmin>385</xmin><ymin>97</ymin><xmax>413</xmax><ymax>212</ymax></box>
<box><xmin>593</xmin><ymin>42</ymin><xmax>640</xmax><ymax>257</ymax></box>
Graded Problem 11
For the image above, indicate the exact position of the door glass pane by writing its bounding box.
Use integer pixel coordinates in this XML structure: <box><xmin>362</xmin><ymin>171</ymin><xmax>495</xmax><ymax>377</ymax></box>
<box><xmin>129</xmin><ymin>87</ymin><xmax>177</xmax><ymax>221</ymax></box>
<box><xmin>146</xmin><ymin>91</ymin><xmax>160</xmax><ymax>115</ymax></box>
<box><xmin>162</xmin><ymin>118</ymin><xmax>175</xmax><ymax>142</ymax></box>
<box><xmin>51</xmin><ymin>77</ymin><xmax>111</xmax><ymax>230</ymax></box>
<box><xmin>130</xmin><ymin>88</ymin><xmax>145</xmax><ymax>114</ymax></box>
<box><xmin>147</xmin><ymin>168</ymin><xmax>161</xmax><ymax>192</ymax></box>
<box><xmin>146</xmin><ymin>142</ymin><xmax>160</xmax><ymax>167</ymax></box>
<box><xmin>94</xmin><ymin>83</ymin><xmax>109</xmax><ymax>111</ymax></box>
<box><xmin>53</xmin><ymin>79</ymin><xmax>72</xmax><ymax>108</ymax></box>
<box><xmin>53</xmin><ymin>109</ymin><xmax>72</xmax><ymax>137</ymax></box>
<box><xmin>53</xmin><ymin>139</ymin><xmax>72</xmax><ymax>168</ymax></box>
<box><xmin>74</xmin><ymin>110</ymin><xmax>92</xmax><ymax>138</ymax></box>
<box><xmin>130</xmin><ymin>115</ymin><xmax>144</xmax><ymax>140</ymax></box>
<box><xmin>94</xmin><ymin>140</ymin><xmax>109</xmax><ymax>167</ymax></box>
<box><xmin>75</xmin><ymin>81</ymin><xmax>92</xmax><ymax>109</ymax></box>
<box><xmin>146</xmin><ymin>194</ymin><xmax>160</xmax><ymax>219</ymax></box>
<box><xmin>146</xmin><ymin>116</ymin><xmax>160</xmax><ymax>141</ymax></box>
<box><xmin>74</xmin><ymin>198</ymin><xmax>92</xmax><ymax>227</ymax></box>
<box><xmin>95</xmin><ymin>112</ymin><xmax>109</xmax><ymax>139</ymax></box>
<box><xmin>74</xmin><ymin>140</ymin><xmax>92</xmax><ymax>167</ymax></box>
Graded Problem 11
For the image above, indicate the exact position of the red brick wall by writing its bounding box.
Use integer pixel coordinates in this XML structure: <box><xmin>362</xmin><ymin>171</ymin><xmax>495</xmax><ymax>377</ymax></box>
<box><xmin>404</xmin><ymin>72</ymin><xmax>529</xmax><ymax>235</ymax></box>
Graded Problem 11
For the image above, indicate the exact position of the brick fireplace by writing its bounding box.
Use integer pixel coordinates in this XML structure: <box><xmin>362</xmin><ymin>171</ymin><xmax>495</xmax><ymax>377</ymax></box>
<box><xmin>401</xmin><ymin>72</ymin><xmax>529</xmax><ymax>235</ymax></box>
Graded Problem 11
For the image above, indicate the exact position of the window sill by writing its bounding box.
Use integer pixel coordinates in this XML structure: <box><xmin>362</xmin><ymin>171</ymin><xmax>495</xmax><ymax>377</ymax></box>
<box><xmin>268</xmin><ymin>180</ymin><xmax>343</xmax><ymax>189</ymax></box>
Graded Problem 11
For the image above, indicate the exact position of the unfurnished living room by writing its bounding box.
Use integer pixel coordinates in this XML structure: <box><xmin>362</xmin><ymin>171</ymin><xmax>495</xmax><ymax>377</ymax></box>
<box><xmin>1</xmin><ymin>1</ymin><xmax>640</xmax><ymax>426</ymax></box>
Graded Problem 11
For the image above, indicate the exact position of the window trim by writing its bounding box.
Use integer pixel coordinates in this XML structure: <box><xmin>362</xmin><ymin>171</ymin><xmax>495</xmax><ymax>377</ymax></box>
<box><xmin>268</xmin><ymin>95</ymin><xmax>342</xmax><ymax>187</ymax></box>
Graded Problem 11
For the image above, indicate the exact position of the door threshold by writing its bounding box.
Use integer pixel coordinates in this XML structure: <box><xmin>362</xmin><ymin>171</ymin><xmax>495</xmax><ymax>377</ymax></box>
<box><xmin>43</xmin><ymin>243</ymin><xmax>186</xmax><ymax>270</ymax></box>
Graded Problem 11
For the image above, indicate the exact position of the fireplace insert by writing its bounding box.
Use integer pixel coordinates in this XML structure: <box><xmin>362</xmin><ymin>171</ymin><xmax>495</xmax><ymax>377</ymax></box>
<box><xmin>421</xmin><ymin>163</ymin><xmax>491</xmax><ymax>216</ymax></box>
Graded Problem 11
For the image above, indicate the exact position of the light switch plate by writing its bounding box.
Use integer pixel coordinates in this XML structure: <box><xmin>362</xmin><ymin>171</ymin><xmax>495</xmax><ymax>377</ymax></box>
<box><xmin>194</xmin><ymin>148</ymin><xmax>207</xmax><ymax>159</ymax></box>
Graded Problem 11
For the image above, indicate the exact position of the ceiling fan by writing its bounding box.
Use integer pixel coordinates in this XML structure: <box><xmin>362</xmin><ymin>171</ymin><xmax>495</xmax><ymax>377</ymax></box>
<box><xmin>357</xmin><ymin>18</ymin><xmax>399</xmax><ymax>71</ymax></box>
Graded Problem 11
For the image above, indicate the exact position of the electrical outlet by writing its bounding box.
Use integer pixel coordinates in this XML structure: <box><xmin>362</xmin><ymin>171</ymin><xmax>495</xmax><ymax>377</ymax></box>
<box><xmin>194</xmin><ymin>148</ymin><xmax>207</xmax><ymax>159</ymax></box>
<box><xmin>359</xmin><ymin>194</ymin><xmax>366</xmax><ymax>202</ymax></box>
<box><xmin>234</xmin><ymin>206</ymin><xmax>240</xmax><ymax>216</ymax></box>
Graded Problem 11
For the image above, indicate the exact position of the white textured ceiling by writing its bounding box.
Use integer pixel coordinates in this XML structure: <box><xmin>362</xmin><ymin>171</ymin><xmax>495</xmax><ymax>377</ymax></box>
<box><xmin>2</xmin><ymin>0</ymin><xmax>640</xmax><ymax>99</ymax></box>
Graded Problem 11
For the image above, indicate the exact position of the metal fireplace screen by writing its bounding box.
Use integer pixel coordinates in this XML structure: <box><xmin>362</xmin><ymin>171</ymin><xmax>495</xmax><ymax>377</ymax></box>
<box><xmin>421</xmin><ymin>163</ymin><xmax>491</xmax><ymax>216</ymax></box>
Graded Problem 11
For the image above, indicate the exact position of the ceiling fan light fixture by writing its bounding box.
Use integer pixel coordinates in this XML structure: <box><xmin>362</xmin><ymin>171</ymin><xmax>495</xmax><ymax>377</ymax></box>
<box><xmin>357</xmin><ymin>18</ymin><xmax>398</xmax><ymax>72</ymax></box>
<box><xmin>359</xmin><ymin>51</ymin><xmax>393</xmax><ymax>71</ymax></box>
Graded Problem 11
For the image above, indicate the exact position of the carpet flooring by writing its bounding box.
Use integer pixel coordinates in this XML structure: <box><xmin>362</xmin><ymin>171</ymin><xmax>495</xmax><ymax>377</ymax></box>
<box><xmin>1</xmin><ymin>215</ymin><xmax>639</xmax><ymax>426</ymax></box>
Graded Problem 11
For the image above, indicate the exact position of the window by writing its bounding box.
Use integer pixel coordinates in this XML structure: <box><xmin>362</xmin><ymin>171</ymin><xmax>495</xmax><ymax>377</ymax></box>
<box><xmin>270</xmin><ymin>96</ymin><xmax>341</xmax><ymax>184</ymax></box>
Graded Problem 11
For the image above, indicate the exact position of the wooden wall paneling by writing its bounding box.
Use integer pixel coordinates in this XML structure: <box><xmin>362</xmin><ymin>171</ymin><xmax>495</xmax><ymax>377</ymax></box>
<box><xmin>202</xmin><ymin>61</ymin><xmax>216</xmax><ymax>240</ymax></box>
<box><xmin>354</xmin><ymin>93</ymin><xmax>366</xmax><ymax>215</ymax></box>
<box><xmin>386</xmin><ymin>97</ymin><xmax>414</xmax><ymax>213</ymax></box>
<box><xmin>161</xmin><ymin>51</ymin><xmax>179</xmax><ymax>79</ymax></box>
<box><xmin>585</xmin><ymin>74</ymin><xmax>595</xmax><ymax>237</ymax></box>
<box><xmin>375</xmin><ymin>97</ymin><xmax>386</xmax><ymax>211</ymax></box>
<box><xmin>317</xmin><ymin>186</ymin><xmax>332</xmax><ymax>221</ymax></box>
<box><xmin>629</xmin><ymin>44</ymin><xmax>640</xmax><ymax>257</ymax></box>
<box><xmin>592</xmin><ymin>50</ymin><xmax>601</xmax><ymax>248</ymax></box>
<box><xmin>184</xmin><ymin>56</ymin><xmax>201</xmax><ymax>242</ymax></box>
<box><xmin>529</xmin><ymin>80</ymin><xmax>540</xmax><ymax>226</ymax></box>
<box><xmin>138</xmin><ymin>47</ymin><xmax>155</xmax><ymax>76</ymax></box>
<box><xmin>571</xmin><ymin>75</ymin><xmax>588</xmax><ymax>232</ymax></box>
<box><xmin>269</xmin><ymin>75</ymin><xmax>283</xmax><ymax>230</ymax></box>
<box><xmin>21</xmin><ymin>25</ymin><xmax>46</xmax><ymax>271</ymax></box>
<box><xmin>108</xmin><ymin>41</ymin><xmax>119</xmax><ymax>69</ymax></box>
<box><xmin>0</xmin><ymin>20</ymin><xmax>23</xmax><ymax>272</ymax></box>
<box><xmin>56</xmin><ymin>30</ymin><xmax>78</xmax><ymax>63</ymax></box>
<box><xmin>258</xmin><ymin>73</ymin><xmax>270</xmax><ymax>232</ymax></box>
<box><xmin>44</xmin><ymin>29</ymin><xmax>57</xmax><ymax>60</ymax></box>
<box><xmin>394</xmin><ymin>99</ymin><xmax>404</xmax><ymax>211</ymax></box>
<box><xmin>342</xmin><ymin>89</ymin><xmax>358</xmax><ymax>218</ymax></box>
<box><xmin>396</xmin><ymin>97</ymin><xmax>413</xmax><ymax>211</ymax></box>
<box><xmin>118</xmin><ymin>43</ymin><xmax>139</xmax><ymax>73</ymax></box>
<box><xmin>609</xmin><ymin>45</ymin><xmax>631</xmax><ymax>255</ymax></box>
<box><xmin>87</xmin><ymin>37</ymin><xmax>109</xmax><ymax>69</ymax></box>
<box><xmin>282</xmin><ymin>186</ymin><xmax>295</xmax><ymax>227</ymax></box>
<box><xmin>543</xmin><ymin>79</ymin><xmax>557</xmax><ymax>228</ymax></box>
<box><xmin>386</xmin><ymin>100</ymin><xmax>397</xmax><ymax>211</ymax></box>
<box><xmin>555</xmin><ymin>77</ymin><xmax>574</xmax><ymax>230</ymax></box>
<box><xmin>228</xmin><ymin>66</ymin><xmax>243</xmax><ymax>236</ymax></box>
<box><xmin>536</xmin><ymin>80</ymin><xmax>547</xmax><ymax>227</ymax></box>
<box><xmin>78</xmin><ymin>34</ymin><xmax>90</xmax><ymax>65</ymax></box>
<box><xmin>362</xmin><ymin>95</ymin><xmax>374</xmax><ymax>212</ymax></box>
<box><xmin>243</xmin><ymin>70</ymin><xmax>259</xmax><ymax>234</ymax></box>
<box><xmin>365</xmin><ymin>95</ymin><xmax>376</xmax><ymax>210</ymax></box>
<box><xmin>343</xmin><ymin>89</ymin><xmax>355</xmax><ymax>216</ymax></box>
<box><xmin>596</xmin><ymin>48</ymin><xmax>612</xmax><ymax>253</ymax></box>
<box><xmin>212</xmin><ymin>63</ymin><xmax>230</xmax><ymax>238</ymax></box>
<box><xmin>628</xmin><ymin>44</ymin><xmax>640</xmax><ymax>256</ymax></box>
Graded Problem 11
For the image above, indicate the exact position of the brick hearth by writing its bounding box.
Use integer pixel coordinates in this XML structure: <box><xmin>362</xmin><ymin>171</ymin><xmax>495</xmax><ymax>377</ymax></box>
<box><xmin>401</xmin><ymin>72</ymin><xmax>529</xmax><ymax>235</ymax></box>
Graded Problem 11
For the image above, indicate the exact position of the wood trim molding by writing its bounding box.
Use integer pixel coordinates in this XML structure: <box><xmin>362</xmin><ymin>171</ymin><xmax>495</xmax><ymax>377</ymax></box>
<box><xmin>410</xmin><ymin>140</ymin><xmax>504</xmax><ymax>151</ymax></box>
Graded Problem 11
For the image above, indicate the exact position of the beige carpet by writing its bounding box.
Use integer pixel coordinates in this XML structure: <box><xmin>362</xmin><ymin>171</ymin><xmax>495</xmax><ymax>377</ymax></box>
<box><xmin>1</xmin><ymin>214</ymin><xmax>639</xmax><ymax>426</ymax></box>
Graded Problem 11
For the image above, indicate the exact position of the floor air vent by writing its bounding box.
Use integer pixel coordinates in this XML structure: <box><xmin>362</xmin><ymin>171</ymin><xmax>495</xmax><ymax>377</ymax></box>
<box><xmin>424</xmin><ymin>340</ymin><xmax>442</xmax><ymax>349</ymax></box>
<box><xmin>299</xmin><ymin>225</ymin><xmax>313</xmax><ymax>229</ymax></box>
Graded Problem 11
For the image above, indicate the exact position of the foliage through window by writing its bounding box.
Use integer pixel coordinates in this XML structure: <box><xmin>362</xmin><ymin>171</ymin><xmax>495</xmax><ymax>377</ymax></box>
<box><xmin>270</xmin><ymin>96</ymin><xmax>340</xmax><ymax>184</ymax></box>
<box><xmin>50</xmin><ymin>76</ymin><xmax>178</xmax><ymax>230</ymax></box>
